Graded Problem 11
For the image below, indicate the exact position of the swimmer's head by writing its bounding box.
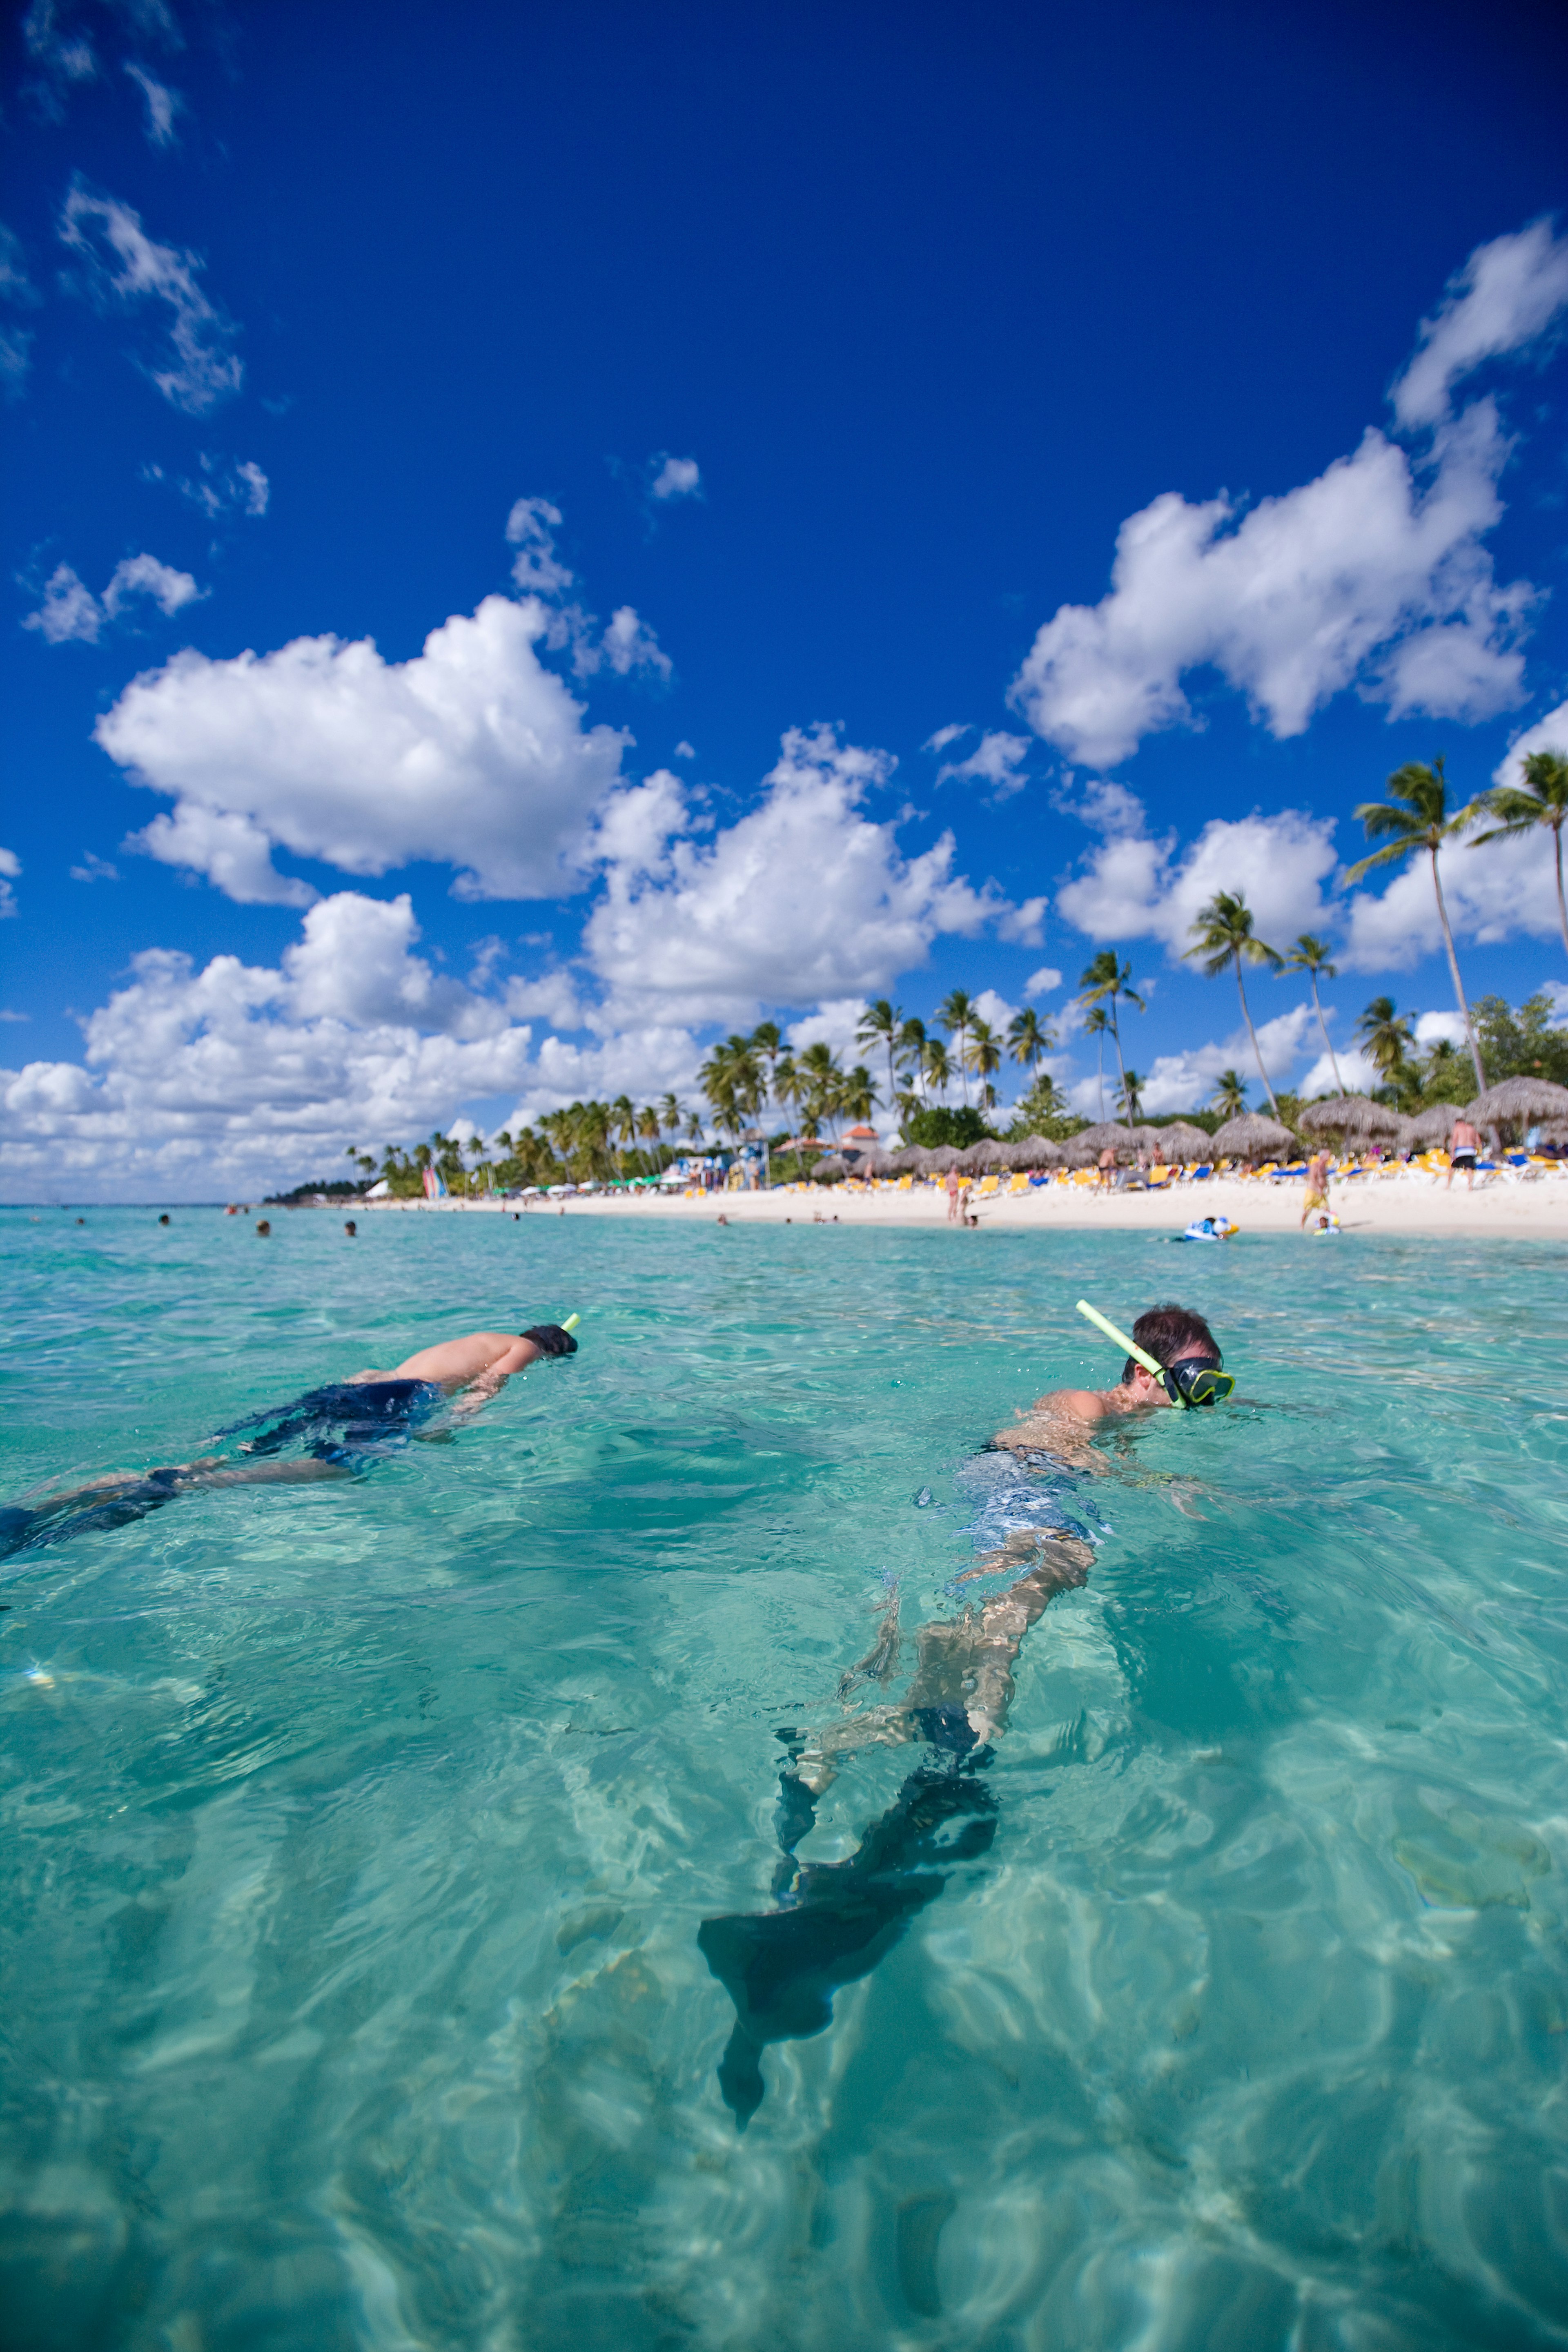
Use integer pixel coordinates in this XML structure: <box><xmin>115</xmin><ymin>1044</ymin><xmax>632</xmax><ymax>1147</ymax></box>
<box><xmin>1123</xmin><ymin>1303</ymin><xmax>1230</xmax><ymax>1407</ymax></box>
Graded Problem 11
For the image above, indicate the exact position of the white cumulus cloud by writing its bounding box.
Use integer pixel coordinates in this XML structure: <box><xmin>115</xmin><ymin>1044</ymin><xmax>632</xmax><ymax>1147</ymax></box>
<box><xmin>59</xmin><ymin>181</ymin><xmax>242</xmax><ymax>413</ymax></box>
<box><xmin>1056</xmin><ymin>787</ymin><xmax>1339</xmax><ymax>959</ymax></box>
<box><xmin>124</xmin><ymin>61</ymin><xmax>182</xmax><ymax>145</ymax></box>
<box><xmin>1011</xmin><ymin>401</ymin><xmax>1529</xmax><ymax>768</ymax></box>
<box><xmin>98</xmin><ymin>592</ymin><xmax>632</xmax><ymax>904</ymax></box>
<box><xmin>649</xmin><ymin>454</ymin><xmax>701</xmax><ymax>502</ymax></box>
<box><xmin>1393</xmin><ymin>219</ymin><xmax>1568</xmax><ymax>429</ymax></box>
<box><xmin>927</xmin><ymin>725</ymin><xmax>1032</xmax><ymax>796</ymax></box>
<box><xmin>583</xmin><ymin>725</ymin><xmax>1025</xmax><ymax>1028</ymax></box>
<box><xmin>1494</xmin><ymin>696</ymin><xmax>1568</xmax><ymax>791</ymax></box>
<box><xmin>23</xmin><ymin>550</ymin><xmax>201</xmax><ymax>642</ymax></box>
<box><xmin>1023</xmin><ymin>965</ymin><xmax>1062</xmax><ymax>995</ymax></box>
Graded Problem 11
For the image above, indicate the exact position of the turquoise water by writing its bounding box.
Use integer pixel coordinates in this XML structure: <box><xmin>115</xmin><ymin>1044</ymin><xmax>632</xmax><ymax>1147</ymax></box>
<box><xmin>3</xmin><ymin>1207</ymin><xmax>1568</xmax><ymax>2350</ymax></box>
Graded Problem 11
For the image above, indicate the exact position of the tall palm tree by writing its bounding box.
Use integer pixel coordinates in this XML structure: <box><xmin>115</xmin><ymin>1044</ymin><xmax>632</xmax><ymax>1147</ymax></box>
<box><xmin>1281</xmin><ymin>935</ymin><xmax>1345</xmax><ymax>1096</ymax></box>
<box><xmin>898</xmin><ymin>1016</ymin><xmax>928</xmax><ymax>1098</ymax></box>
<box><xmin>636</xmin><ymin>1101</ymin><xmax>662</xmax><ymax>1169</ymax></box>
<box><xmin>841</xmin><ymin>1063</ymin><xmax>877</xmax><ymax>1126</ymax></box>
<box><xmin>747</xmin><ymin>1021</ymin><xmax>775</xmax><ymax>1110</ymax></box>
<box><xmin>965</xmin><ymin>1017</ymin><xmax>1002</xmax><ymax>1102</ymax></box>
<box><xmin>922</xmin><ymin>1035</ymin><xmax>954</xmax><ymax>1104</ymax></box>
<box><xmin>1116</xmin><ymin>1068</ymin><xmax>1146</xmax><ymax>1121</ymax></box>
<box><xmin>658</xmin><ymin>1093</ymin><xmax>683</xmax><ymax>1144</ymax></box>
<box><xmin>856</xmin><ymin>999</ymin><xmax>902</xmax><ymax>1113</ymax></box>
<box><xmin>1077</xmin><ymin>952</ymin><xmax>1145</xmax><ymax>1127</ymax></box>
<box><xmin>610</xmin><ymin>1095</ymin><xmax>638</xmax><ymax>1164</ymax></box>
<box><xmin>1356</xmin><ymin>997</ymin><xmax>1416</xmax><ymax>1087</ymax></box>
<box><xmin>1210</xmin><ymin>1069</ymin><xmax>1248</xmax><ymax>1119</ymax></box>
<box><xmin>1472</xmin><ymin>747</ymin><xmax>1568</xmax><ymax>964</ymax></box>
<box><xmin>796</xmin><ymin>1041</ymin><xmax>844</xmax><ymax>1137</ymax></box>
<box><xmin>1007</xmin><ymin>1005</ymin><xmax>1052</xmax><ymax>1081</ymax></box>
<box><xmin>1081</xmin><ymin>1005</ymin><xmax>1109</xmax><ymax>1121</ymax></box>
<box><xmin>1183</xmin><ymin>893</ymin><xmax>1284</xmax><ymax>1118</ymax></box>
<box><xmin>1348</xmin><ymin>758</ymin><xmax>1485</xmax><ymax>1091</ymax></box>
<box><xmin>937</xmin><ymin>989</ymin><xmax>978</xmax><ymax>1105</ymax></box>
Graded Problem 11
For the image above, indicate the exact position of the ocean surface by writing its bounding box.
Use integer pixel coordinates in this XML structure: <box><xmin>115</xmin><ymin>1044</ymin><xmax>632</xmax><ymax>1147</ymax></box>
<box><xmin>2</xmin><ymin>1205</ymin><xmax>1567</xmax><ymax>2350</ymax></box>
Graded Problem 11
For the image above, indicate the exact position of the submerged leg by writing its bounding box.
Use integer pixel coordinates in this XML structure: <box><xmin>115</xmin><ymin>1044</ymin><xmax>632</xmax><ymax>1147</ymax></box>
<box><xmin>1</xmin><ymin>1454</ymin><xmax>352</xmax><ymax>1559</ymax></box>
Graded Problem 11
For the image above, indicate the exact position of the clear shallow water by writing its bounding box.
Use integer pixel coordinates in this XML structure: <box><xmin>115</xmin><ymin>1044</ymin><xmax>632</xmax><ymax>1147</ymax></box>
<box><xmin>3</xmin><ymin>1206</ymin><xmax>1568</xmax><ymax>2351</ymax></box>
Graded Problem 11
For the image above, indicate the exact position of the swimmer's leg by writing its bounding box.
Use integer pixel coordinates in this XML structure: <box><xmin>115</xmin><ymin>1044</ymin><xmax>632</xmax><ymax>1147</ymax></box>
<box><xmin>1</xmin><ymin>1454</ymin><xmax>353</xmax><ymax>1558</ymax></box>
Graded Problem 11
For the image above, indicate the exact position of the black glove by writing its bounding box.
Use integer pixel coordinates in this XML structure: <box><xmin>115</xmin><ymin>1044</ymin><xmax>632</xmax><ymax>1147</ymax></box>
<box><xmin>522</xmin><ymin>1323</ymin><xmax>578</xmax><ymax>1357</ymax></box>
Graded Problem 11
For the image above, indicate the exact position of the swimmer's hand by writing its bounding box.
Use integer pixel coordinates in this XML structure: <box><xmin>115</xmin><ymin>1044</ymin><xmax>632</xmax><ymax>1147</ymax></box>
<box><xmin>522</xmin><ymin>1323</ymin><xmax>579</xmax><ymax>1358</ymax></box>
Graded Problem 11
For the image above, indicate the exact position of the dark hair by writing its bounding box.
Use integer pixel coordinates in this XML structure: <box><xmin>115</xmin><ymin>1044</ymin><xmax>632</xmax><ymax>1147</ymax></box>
<box><xmin>1123</xmin><ymin>1302</ymin><xmax>1220</xmax><ymax>1382</ymax></box>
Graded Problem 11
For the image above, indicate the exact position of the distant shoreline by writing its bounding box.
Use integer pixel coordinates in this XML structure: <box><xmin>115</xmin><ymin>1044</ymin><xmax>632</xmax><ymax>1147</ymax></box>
<box><xmin>356</xmin><ymin>1177</ymin><xmax>1568</xmax><ymax>1238</ymax></box>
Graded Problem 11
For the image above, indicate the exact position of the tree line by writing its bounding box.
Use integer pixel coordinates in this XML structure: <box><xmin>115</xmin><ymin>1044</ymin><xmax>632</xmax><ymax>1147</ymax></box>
<box><xmin>339</xmin><ymin>748</ymin><xmax>1565</xmax><ymax>1192</ymax></box>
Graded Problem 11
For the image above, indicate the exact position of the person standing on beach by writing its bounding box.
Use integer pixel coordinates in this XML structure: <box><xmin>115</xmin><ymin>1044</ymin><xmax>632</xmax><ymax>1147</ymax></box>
<box><xmin>1301</xmin><ymin>1148</ymin><xmax>1332</xmax><ymax>1230</ymax></box>
<box><xmin>1448</xmin><ymin>1115</ymin><xmax>1482</xmax><ymax>1191</ymax></box>
<box><xmin>945</xmin><ymin>1166</ymin><xmax>962</xmax><ymax>1222</ymax></box>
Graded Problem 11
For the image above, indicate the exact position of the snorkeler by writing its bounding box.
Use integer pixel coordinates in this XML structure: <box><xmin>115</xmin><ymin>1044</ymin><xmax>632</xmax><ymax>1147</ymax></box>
<box><xmin>0</xmin><ymin>1319</ymin><xmax>579</xmax><ymax>1559</ymax></box>
<box><xmin>699</xmin><ymin>1300</ymin><xmax>1230</xmax><ymax>2124</ymax></box>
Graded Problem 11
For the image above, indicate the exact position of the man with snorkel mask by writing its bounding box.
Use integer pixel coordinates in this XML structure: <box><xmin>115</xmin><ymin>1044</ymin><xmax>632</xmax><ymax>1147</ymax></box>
<box><xmin>993</xmin><ymin>1299</ymin><xmax>1232</xmax><ymax>1453</ymax></box>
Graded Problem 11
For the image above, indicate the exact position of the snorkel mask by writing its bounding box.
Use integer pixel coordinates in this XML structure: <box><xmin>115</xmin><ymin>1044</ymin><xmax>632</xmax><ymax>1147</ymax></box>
<box><xmin>1076</xmin><ymin>1300</ymin><xmax>1235</xmax><ymax>1409</ymax></box>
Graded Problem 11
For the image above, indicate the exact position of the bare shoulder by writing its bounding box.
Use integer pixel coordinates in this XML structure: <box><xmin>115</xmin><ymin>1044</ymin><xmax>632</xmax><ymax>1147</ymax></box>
<box><xmin>991</xmin><ymin>1387</ymin><xmax>1109</xmax><ymax>1458</ymax></box>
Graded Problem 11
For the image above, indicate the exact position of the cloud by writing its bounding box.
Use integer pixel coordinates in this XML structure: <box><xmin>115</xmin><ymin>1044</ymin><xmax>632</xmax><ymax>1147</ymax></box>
<box><xmin>971</xmin><ymin>987</ymin><xmax>1017</xmax><ymax>1034</ymax></box>
<box><xmin>1056</xmin><ymin>786</ymin><xmax>1338</xmax><ymax>959</ymax></box>
<box><xmin>0</xmin><ymin>224</ymin><xmax>40</xmax><ymax>391</ymax></box>
<box><xmin>150</xmin><ymin>452</ymin><xmax>270</xmax><ymax>520</ymax></box>
<box><xmin>1341</xmin><ymin>823</ymin><xmax>1567</xmax><ymax>969</ymax></box>
<box><xmin>1298</xmin><ymin>1045</ymin><xmax>1380</xmax><ymax>1101</ymax></box>
<box><xmin>673</xmin><ymin>740</ymin><xmax>695</xmax><ymax>760</ymax></box>
<box><xmin>1024</xmin><ymin>966</ymin><xmax>1062</xmax><ymax>995</ymax></box>
<box><xmin>1494</xmin><ymin>696</ymin><xmax>1568</xmax><ymax>790</ymax></box>
<box><xmin>1393</xmin><ymin>219</ymin><xmax>1568</xmax><ymax>429</ymax></box>
<box><xmin>1011</xmin><ymin>401</ymin><xmax>1530</xmax><ymax>768</ymax></box>
<box><xmin>59</xmin><ymin>182</ymin><xmax>242</xmax><ymax>413</ymax></box>
<box><xmin>785</xmin><ymin>999</ymin><xmax>875</xmax><ymax>1066</ymax></box>
<box><xmin>99</xmin><ymin>592</ymin><xmax>632</xmax><ymax>904</ymax></box>
<box><xmin>69</xmin><ymin>851</ymin><xmax>119</xmax><ymax>882</ymax></box>
<box><xmin>23</xmin><ymin>551</ymin><xmax>203</xmax><ymax>642</ymax></box>
<box><xmin>0</xmin><ymin>848</ymin><xmax>19</xmax><ymax>920</ymax></box>
<box><xmin>583</xmin><ymin>725</ymin><xmax>1025</xmax><ymax>1027</ymax></box>
<box><xmin>588</xmin><ymin>604</ymin><xmax>671</xmax><ymax>681</ymax></box>
<box><xmin>649</xmin><ymin>454</ymin><xmax>702</xmax><ymax>502</ymax></box>
<box><xmin>124</xmin><ymin>60</ymin><xmax>181</xmax><ymax>144</ymax></box>
<box><xmin>927</xmin><ymin>725</ymin><xmax>1032</xmax><ymax>797</ymax></box>
<box><xmin>506</xmin><ymin>496</ymin><xmax>575</xmax><ymax>597</ymax></box>
<box><xmin>1414</xmin><ymin>1010</ymin><xmax>1467</xmax><ymax>1048</ymax></box>
<box><xmin>1129</xmin><ymin>1005</ymin><xmax>1316</xmax><ymax>1115</ymax></box>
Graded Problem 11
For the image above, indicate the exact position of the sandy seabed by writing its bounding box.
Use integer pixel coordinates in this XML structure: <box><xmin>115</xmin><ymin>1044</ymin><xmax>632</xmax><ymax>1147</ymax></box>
<box><xmin>368</xmin><ymin>1172</ymin><xmax>1568</xmax><ymax>1240</ymax></box>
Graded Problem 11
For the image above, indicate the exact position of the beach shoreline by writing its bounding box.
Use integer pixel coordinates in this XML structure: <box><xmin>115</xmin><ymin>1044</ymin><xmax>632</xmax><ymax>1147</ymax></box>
<box><xmin>363</xmin><ymin>1175</ymin><xmax>1568</xmax><ymax>1239</ymax></box>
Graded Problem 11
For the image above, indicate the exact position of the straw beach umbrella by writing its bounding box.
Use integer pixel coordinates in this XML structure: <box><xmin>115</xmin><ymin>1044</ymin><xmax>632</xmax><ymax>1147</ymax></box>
<box><xmin>1463</xmin><ymin>1076</ymin><xmax>1568</xmax><ymax>1137</ymax></box>
<box><xmin>925</xmin><ymin>1145</ymin><xmax>963</xmax><ymax>1173</ymax></box>
<box><xmin>812</xmin><ymin>1153</ymin><xmax>848</xmax><ymax>1179</ymax></box>
<box><xmin>1073</xmin><ymin>1122</ymin><xmax>1137</xmax><ymax>1162</ymax></box>
<box><xmin>1210</xmin><ymin>1111</ymin><xmax>1296</xmax><ymax>1162</ymax></box>
<box><xmin>1398</xmin><ymin>1104</ymin><xmax>1459</xmax><ymax>1150</ymax></box>
<box><xmin>1009</xmin><ymin>1135</ymin><xmax>1065</xmax><ymax>1168</ymax></box>
<box><xmin>1298</xmin><ymin>1094</ymin><xmax>1400</xmax><ymax>1144</ymax></box>
<box><xmin>1149</xmin><ymin>1121</ymin><xmax>1212</xmax><ymax>1164</ymax></box>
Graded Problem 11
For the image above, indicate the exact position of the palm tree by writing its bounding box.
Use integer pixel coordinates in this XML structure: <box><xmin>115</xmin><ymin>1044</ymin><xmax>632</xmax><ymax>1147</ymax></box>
<box><xmin>796</xmin><ymin>1041</ymin><xmax>844</xmax><ymax>1137</ymax></box>
<box><xmin>1472</xmin><ymin>748</ymin><xmax>1568</xmax><ymax>964</ymax></box>
<box><xmin>1356</xmin><ymin>997</ymin><xmax>1416</xmax><ymax>1088</ymax></box>
<box><xmin>1116</xmin><ymin>1068</ymin><xmax>1146</xmax><ymax>1121</ymax></box>
<box><xmin>1210</xmin><ymin>1069</ymin><xmax>1248</xmax><ymax>1118</ymax></box>
<box><xmin>897</xmin><ymin>1016</ymin><xmax>928</xmax><ymax>1091</ymax></box>
<box><xmin>1007</xmin><ymin>1006</ymin><xmax>1052</xmax><ymax>1082</ymax></box>
<box><xmin>1281</xmin><ymin>935</ymin><xmax>1345</xmax><ymax>1096</ymax></box>
<box><xmin>937</xmin><ymin>989</ymin><xmax>978</xmax><ymax>1105</ymax></box>
<box><xmin>922</xmin><ymin>1035</ymin><xmax>954</xmax><ymax>1103</ymax></box>
<box><xmin>1076</xmin><ymin>952</ymin><xmax>1145</xmax><ymax>1128</ymax></box>
<box><xmin>965</xmin><ymin>1017</ymin><xmax>1002</xmax><ymax>1102</ymax></box>
<box><xmin>636</xmin><ymin>1103</ymin><xmax>662</xmax><ymax>1168</ymax></box>
<box><xmin>1081</xmin><ymin>1005</ymin><xmax>1109</xmax><ymax>1121</ymax></box>
<box><xmin>610</xmin><ymin>1095</ymin><xmax>638</xmax><ymax>1164</ymax></box>
<box><xmin>657</xmin><ymin>1092</ymin><xmax>683</xmax><ymax>1143</ymax></box>
<box><xmin>856</xmin><ymin>999</ymin><xmax>903</xmax><ymax>1113</ymax></box>
<box><xmin>841</xmin><ymin>1063</ymin><xmax>877</xmax><ymax>1126</ymax></box>
<box><xmin>747</xmin><ymin>1022</ymin><xmax>783</xmax><ymax>1117</ymax></box>
<box><xmin>1183</xmin><ymin>893</ymin><xmax>1284</xmax><ymax>1118</ymax></box>
<box><xmin>1348</xmin><ymin>758</ymin><xmax>1485</xmax><ymax>1091</ymax></box>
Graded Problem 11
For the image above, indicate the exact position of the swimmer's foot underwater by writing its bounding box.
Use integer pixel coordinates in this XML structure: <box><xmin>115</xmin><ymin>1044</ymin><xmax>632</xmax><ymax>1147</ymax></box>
<box><xmin>0</xmin><ymin>1318</ymin><xmax>579</xmax><ymax>1560</ymax></box>
<box><xmin>699</xmin><ymin>1737</ymin><xmax>999</xmax><ymax>2130</ymax></box>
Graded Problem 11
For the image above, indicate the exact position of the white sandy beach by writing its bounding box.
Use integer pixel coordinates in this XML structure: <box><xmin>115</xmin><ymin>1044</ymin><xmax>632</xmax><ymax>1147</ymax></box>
<box><xmin>366</xmin><ymin>1173</ymin><xmax>1568</xmax><ymax>1239</ymax></box>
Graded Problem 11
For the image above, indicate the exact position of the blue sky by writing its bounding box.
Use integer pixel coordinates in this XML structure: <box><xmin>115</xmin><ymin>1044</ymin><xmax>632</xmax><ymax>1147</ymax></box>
<box><xmin>4</xmin><ymin>0</ymin><xmax>1567</xmax><ymax>1196</ymax></box>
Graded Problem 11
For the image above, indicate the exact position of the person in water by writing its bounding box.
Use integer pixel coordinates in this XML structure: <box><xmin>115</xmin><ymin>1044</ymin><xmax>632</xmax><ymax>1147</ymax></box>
<box><xmin>699</xmin><ymin>1301</ymin><xmax>1226</xmax><ymax>2125</ymax></box>
<box><xmin>0</xmin><ymin>1321</ymin><xmax>578</xmax><ymax>1558</ymax></box>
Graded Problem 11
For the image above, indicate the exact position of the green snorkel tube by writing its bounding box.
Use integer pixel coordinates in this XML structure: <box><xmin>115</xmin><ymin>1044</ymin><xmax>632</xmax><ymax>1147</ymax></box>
<box><xmin>561</xmin><ymin>1314</ymin><xmax>581</xmax><ymax>1336</ymax></box>
<box><xmin>1075</xmin><ymin>1299</ymin><xmax>1234</xmax><ymax>1408</ymax></box>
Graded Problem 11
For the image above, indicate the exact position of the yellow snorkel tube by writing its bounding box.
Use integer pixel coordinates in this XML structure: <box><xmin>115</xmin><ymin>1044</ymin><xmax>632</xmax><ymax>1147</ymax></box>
<box><xmin>1076</xmin><ymin>1299</ymin><xmax>1233</xmax><ymax>1408</ymax></box>
<box><xmin>562</xmin><ymin>1314</ymin><xmax>581</xmax><ymax>1335</ymax></box>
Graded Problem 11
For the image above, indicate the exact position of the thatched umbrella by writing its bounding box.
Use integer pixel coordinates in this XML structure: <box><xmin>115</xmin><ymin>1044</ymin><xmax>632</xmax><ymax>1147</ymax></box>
<box><xmin>1298</xmin><ymin>1093</ymin><xmax>1399</xmax><ymax>1142</ymax></box>
<box><xmin>1074</xmin><ymin>1122</ymin><xmax>1138</xmax><ymax>1163</ymax></box>
<box><xmin>1009</xmin><ymin>1135</ymin><xmax>1065</xmax><ymax>1168</ymax></box>
<box><xmin>1210</xmin><ymin>1111</ymin><xmax>1296</xmax><ymax>1162</ymax></box>
<box><xmin>1464</xmin><ymin>1076</ymin><xmax>1568</xmax><ymax>1138</ymax></box>
<box><xmin>1535</xmin><ymin>1117</ymin><xmax>1568</xmax><ymax>1147</ymax></box>
<box><xmin>925</xmin><ymin>1144</ymin><xmax>963</xmax><ymax>1173</ymax></box>
<box><xmin>812</xmin><ymin>1153</ymin><xmax>848</xmax><ymax>1179</ymax></box>
<box><xmin>1061</xmin><ymin>1137</ymin><xmax>1102</xmax><ymax>1169</ymax></box>
<box><xmin>1150</xmin><ymin>1121</ymin><xmax>1213</xmax><ymax>1164</ymax></box>
<box><xmin>956</xmin><ymin>1138</ymin><xmax>1011</xmax><ymax>1172</ymax></box>
<box><xmin>1398</xmin><ymin>1104</ymin><xmax>1459</xmax><ymax>1150</ymax></box>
